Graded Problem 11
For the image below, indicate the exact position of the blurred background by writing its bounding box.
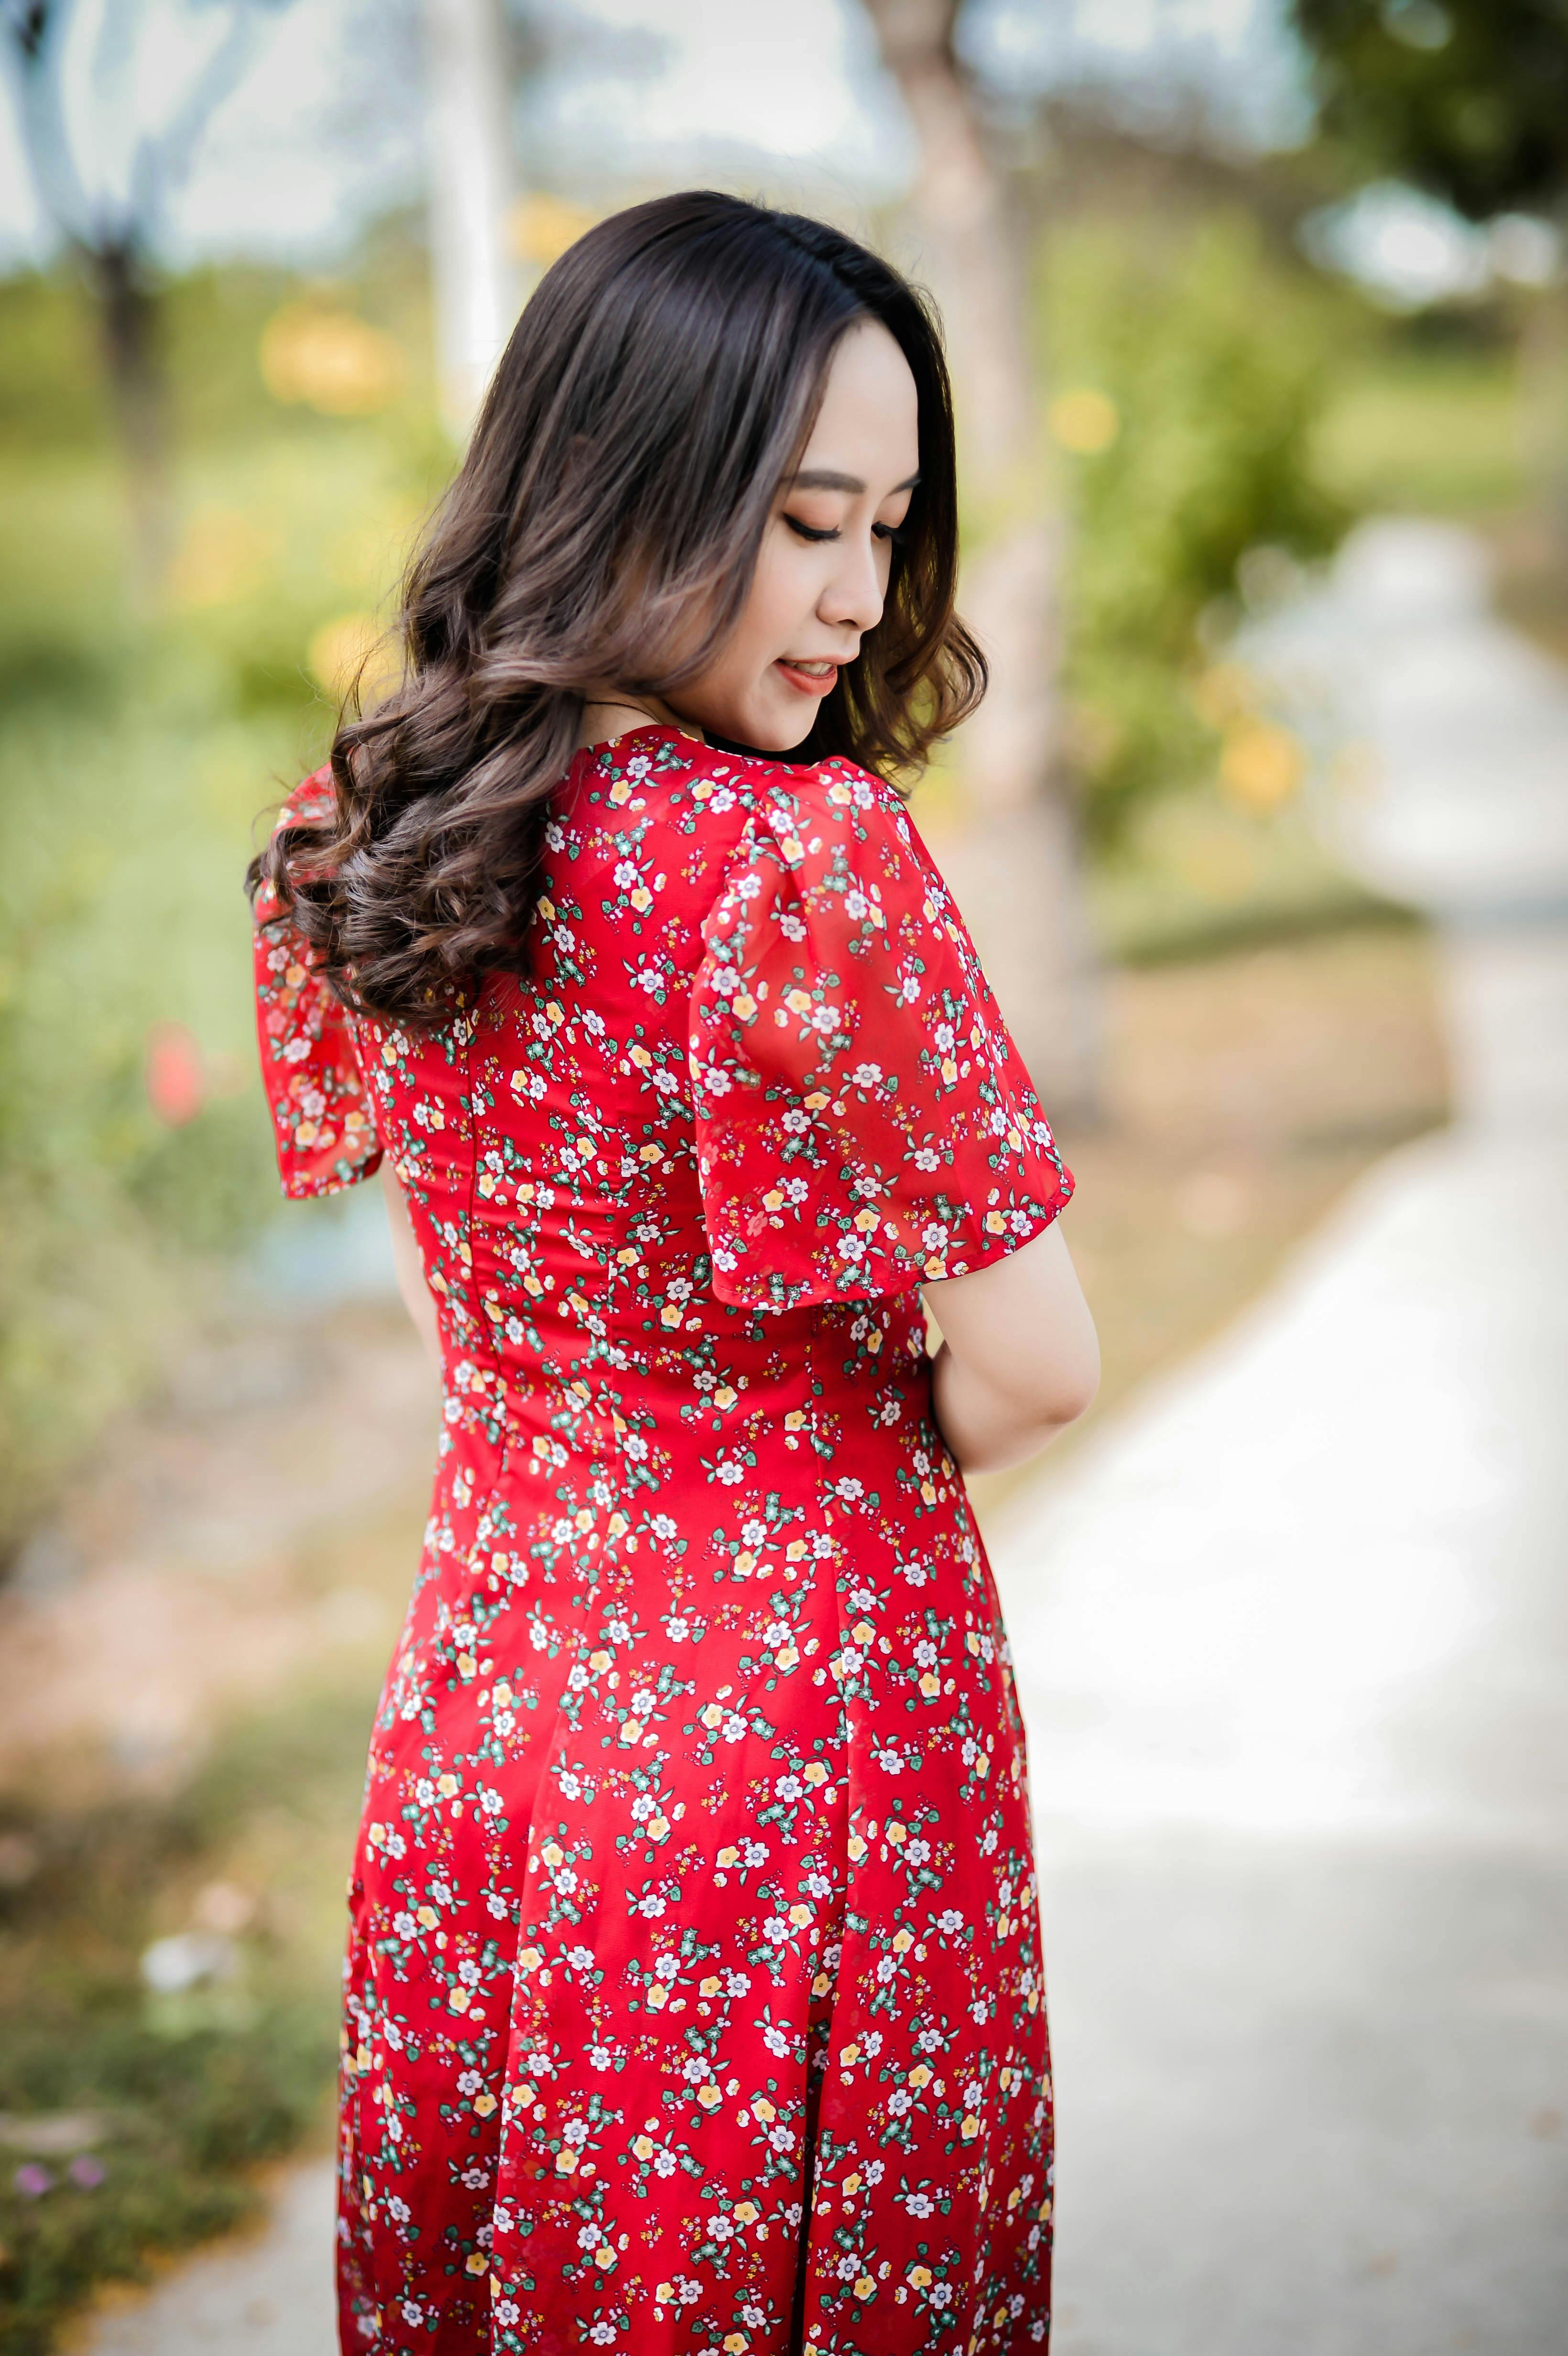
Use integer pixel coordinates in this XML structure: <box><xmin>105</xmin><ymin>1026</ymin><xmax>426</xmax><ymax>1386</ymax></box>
<box><xmin>0</xmin><ymin>1</ymin><xmax>1564</xmax><ymax>2350</ymax></box>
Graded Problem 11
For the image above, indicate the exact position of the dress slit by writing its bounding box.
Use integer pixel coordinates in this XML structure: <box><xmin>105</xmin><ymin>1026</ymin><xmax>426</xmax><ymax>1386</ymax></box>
<box><xmin>786</xmin><ymin>2057</ymin><xmax>825</xmax><ymax>2356</ymax></box>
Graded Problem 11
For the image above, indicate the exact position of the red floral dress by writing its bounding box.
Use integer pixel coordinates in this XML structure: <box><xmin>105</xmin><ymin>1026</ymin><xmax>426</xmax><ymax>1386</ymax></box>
<box><xmin>252</xmin><ymin>726</ymin><xmax>1074</xmax><ymax>2356</ymax></box>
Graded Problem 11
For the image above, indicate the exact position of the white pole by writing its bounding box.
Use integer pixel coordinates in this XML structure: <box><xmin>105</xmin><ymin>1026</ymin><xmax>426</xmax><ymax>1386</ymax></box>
<box><xmin>423</xmin><ymin>0</ymin><xmax>516</xmax><ymax>442</ymax></box>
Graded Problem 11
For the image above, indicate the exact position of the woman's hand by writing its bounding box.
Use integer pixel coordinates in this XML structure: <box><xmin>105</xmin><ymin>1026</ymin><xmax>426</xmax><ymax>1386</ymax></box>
<box><xmin>923</xmin><ymin>1220</ymin><xmax>1099</xmax><ymax>1476</ymax></box>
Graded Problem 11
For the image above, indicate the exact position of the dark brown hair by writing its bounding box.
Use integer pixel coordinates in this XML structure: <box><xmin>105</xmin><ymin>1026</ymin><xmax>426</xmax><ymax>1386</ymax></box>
<box><xmin>249</xmin><ymin>190</ymin><xmax>985</xmax><ymax>1028</ymax></box>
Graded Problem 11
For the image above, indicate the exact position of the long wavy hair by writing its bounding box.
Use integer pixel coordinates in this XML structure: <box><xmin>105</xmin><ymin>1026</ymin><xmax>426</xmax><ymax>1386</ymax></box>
<box><xmin>249</xmin><ymin>190</ymin><xmax>985</xmax><ymax>1030</ymax></box>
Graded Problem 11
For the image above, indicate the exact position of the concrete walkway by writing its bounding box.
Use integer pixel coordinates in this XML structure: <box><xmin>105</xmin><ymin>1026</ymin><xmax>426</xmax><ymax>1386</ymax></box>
<box><xmin>68</xmin><ymin>2163</ymin><xmax>337</xmax><ymax>2355</ymax></box>
<box><xmin>999</xmin><ymin>1113</ymin><xmax>1568</xmax><ymax>2356</ymax></box>
<box><xmin>76</xmin><ymin>522</ymin><xmax>1568</xmax><ymax>2352</ymax></box>
<box><xmin>993</xmin><ymin>520</ymin><xmax>1568</xmax><ymax>2355</ymax></box>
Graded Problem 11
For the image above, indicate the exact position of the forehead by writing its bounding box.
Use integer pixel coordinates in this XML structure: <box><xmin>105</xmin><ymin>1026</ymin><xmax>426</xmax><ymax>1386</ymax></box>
<box><xmin>796</xmin><ymin>319</ymin><xmax>919</xmax><ymax>480</ymax></box>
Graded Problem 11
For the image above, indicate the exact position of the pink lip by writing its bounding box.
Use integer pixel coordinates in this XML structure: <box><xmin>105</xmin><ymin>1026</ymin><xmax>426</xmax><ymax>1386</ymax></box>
<box><xmin>774</xmin><ymin>659</ymin><xmax>842</xmax><ymax>698</ymax></box>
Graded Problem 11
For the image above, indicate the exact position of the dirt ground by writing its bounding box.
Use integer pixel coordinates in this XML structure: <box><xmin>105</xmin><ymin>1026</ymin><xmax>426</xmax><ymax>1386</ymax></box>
<box><xmin>0</xmin><ymin>1311</ymin><xmax>437</xmax><ymax>1811</ymax></box>
<box><xmin>1490</xmin><ymin>506</ymin><xmax>1568</xmax><ymax>666</ymax></box>
<box><xmin>966</xmin><ymin>919</ymin><xmax>1450</xmax><ymax>1520</ymax></box>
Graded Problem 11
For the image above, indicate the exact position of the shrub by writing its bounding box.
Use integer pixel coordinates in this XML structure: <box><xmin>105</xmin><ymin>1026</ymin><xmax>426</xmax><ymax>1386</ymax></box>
<box><xmin>1043</xmin><ymin>210</ymin><xmax>1352</xmax><ymax>842</ymax></box>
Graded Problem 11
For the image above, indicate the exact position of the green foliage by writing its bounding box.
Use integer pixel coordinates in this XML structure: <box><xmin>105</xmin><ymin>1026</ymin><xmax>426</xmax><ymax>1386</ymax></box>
<box><xmin>0</xmin><ymin>672</ymin><xmax>299</xmax><ymax>1549</ymax></box>
<box><xmin>1313</xmin><ymin>338</ymin><xmax>1526</xmax><ymax>513</ymax></box>
<box><xmin>1044</xmin><ymin>211</ymin><xmax>1351</xmax><ymax>843</ymax></box>
<box><xmin>0</xmin><ymin>275</ymin><xmax>109</xmax><ymax>453</ymax></box>
<box><xmin>0</xmin><ymin>2016</ymin><xmax>325</xmax><ymax>2356</ymax></box>
<box><xmin>0</xmin><ymin>252</ymin><xmax>445</xmax><ymax>1562</ymax></box>
<box><xmin>0</xmin><ymin>1680</ymin><xmax>376</xmax><ymax>2350</ymax></box>
<box><xmin>1291</xmin><ymin>0</ymin><xmax>1568</xmax><ymax>221</ymax></box>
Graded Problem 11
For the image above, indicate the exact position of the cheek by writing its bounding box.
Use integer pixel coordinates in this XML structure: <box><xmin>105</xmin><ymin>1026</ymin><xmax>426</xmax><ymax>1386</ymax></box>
<box><xmin>733</xmin><ymin>541</ymin><xmax>820</xmax><ymax>669</ymax></box>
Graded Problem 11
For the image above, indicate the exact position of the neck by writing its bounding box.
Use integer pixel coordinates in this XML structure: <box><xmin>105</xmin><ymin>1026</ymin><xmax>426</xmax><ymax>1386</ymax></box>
<box><xmin>577</xmin><ymin>691</ymin><xmax>704</xmax><ymax>753</ymax></box>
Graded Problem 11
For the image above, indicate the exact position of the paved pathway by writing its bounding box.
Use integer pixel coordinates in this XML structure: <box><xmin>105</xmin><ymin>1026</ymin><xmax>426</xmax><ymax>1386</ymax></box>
<box><xmin>999</xmin><ymin>1118</ymin><xmax>1568</xmax><ymax>2356</ymax></box>
<box><xmin>993</xmin><ymin>519</ymin><xmax>1568</xmax><ymax>2354</ymax></box>
<box><xmin>76</xmin><ymin>522</ymin><xmax>1568</xmax><ymax>2351</ymax></box>
<box><xmin>68</xmin><ymin>2164</ymin><xmax>337</xmax><ymax>2355</ymax></box>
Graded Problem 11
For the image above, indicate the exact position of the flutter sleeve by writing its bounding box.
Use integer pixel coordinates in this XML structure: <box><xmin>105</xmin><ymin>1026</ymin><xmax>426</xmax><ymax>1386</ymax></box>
<box><xmin>688</xmin><ymin>758</ymin><xmax>1074</xmax><ymax>1312</ymax></box>
<box><xmin>251</xmin><ymin>764</ymin><xmax>382</xmax><ymax>1200</ymax></box>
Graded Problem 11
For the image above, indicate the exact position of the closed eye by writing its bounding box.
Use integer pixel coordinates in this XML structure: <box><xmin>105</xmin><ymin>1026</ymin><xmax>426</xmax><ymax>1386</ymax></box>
<box><xmin>784</xmin><ymin>515</ymin><xmax>910</xmax><ymax>546</ymax></box>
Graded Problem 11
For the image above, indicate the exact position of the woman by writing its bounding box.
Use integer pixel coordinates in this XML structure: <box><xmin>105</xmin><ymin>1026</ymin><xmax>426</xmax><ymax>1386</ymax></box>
<box><xmin>250</xmin><ymin>191</ymin><xmax>1098</xmax><ymax>2356</ymax></box>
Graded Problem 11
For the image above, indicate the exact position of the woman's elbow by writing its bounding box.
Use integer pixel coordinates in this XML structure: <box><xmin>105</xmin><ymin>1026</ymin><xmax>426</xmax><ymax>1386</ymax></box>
<box><xmin>1014</xmin><ymin>1334</ymin><xmax>1101</xmax><ymax>1434</ymax></box>
<box><xmin>1038</xmin><ymin>1357</ymin><xmax>1100</xmax><ymax>1432</ymax></box>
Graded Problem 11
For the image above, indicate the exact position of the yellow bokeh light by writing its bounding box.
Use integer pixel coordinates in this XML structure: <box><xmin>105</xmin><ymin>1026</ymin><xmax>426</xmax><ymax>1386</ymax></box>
<box><xmin>1219</xmin><ymin>720</ymin><xmax>1304</xmax><ymax>813</ymax></box>
<box><xmin>1189</xmin><ymin>661</ymin><xmax>1256</xmax><ymax>731</ymax></box>
<box><xmin>168</xmin><ymin>506</ymin><xmax>275</xmax><ymax>609</ymax></box>
<box><xmin>509</xmin><ymin>193</ymin><xmax>597</xmax><ymax>268</ymax></box>
<box><xmin>1048</xmin><ymin>387</ymin><xmax>1120</xmax><ymax>455</ymax></box>
<box><xmin>261</xmin><ymin>304</ymin><xmax>405</xmax><ymax>416</ymax></box>
<box><xmin>307</xmin><ymin>612</ymin><xmax>402</xmax><ymax>705</ymax></box>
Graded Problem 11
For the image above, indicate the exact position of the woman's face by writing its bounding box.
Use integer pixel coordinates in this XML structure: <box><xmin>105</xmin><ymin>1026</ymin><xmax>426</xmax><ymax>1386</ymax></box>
<box><xmin>667</xmin><ymin>317</ymin><xmax>921</xmax><ymax>752</ymax></box>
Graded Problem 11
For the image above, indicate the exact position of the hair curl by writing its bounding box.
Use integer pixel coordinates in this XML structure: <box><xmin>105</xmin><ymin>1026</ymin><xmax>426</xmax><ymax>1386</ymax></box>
<box><xmin>249</xmin><ymin>190</ymin><xmax>985</xmax><ymax>1029</ymax></box>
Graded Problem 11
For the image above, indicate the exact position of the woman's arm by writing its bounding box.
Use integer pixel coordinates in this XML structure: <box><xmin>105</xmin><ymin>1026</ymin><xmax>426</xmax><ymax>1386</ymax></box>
<box><xmin>380</xmin><ymin>1159</ymin><xmax>443</xmax><ymax>1374</ymax></box>
<box><xmin>923</xmin><ymin>1220</ymin><xmax>1099</xmax><ymax>1476</ymax></box>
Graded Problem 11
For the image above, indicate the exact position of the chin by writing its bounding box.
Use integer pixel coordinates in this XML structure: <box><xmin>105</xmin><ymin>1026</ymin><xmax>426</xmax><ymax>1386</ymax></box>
<box><xmin>692</xmin><ymin>683</ymin><xmax>828</xmax><ymax>762</ymax></box>
<box><xmin>728</xmin><ymin>698</ymin><xmax>818</xmax><ymax>757</ymax></box>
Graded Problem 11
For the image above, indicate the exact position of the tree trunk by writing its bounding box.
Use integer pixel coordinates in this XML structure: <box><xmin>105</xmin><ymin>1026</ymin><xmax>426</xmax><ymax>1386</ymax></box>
<box><xmin>861</xmin><ymin>0</ymin><xmax>1101</xmax><ymax>1122</ymax></box>
<box><xmin>423</xmin><ymin>0</ymin><xmax>517</xmax><ymax>441</ymax></box>
<box><xmin>7</xmin><ymin>0</ymin><xmax>268</xmax><ymax>613</ymax></box>
<box><xmin>84</xmin><ymin>238</ymin><xmax>173</xmax><ymax>614</ymax></box>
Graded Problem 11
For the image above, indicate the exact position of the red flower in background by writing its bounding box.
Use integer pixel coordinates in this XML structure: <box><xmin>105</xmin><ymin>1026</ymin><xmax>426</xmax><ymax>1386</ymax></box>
<box><xmin>145</xmin><ymin>1023</ymin><xmax>206</xmax><ymax>1127</ymax></box>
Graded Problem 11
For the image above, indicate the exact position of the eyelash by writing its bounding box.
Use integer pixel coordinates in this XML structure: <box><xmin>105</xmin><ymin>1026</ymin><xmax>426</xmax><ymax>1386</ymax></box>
<box><xmin>784</xmin><ymin>516</ymin><xmax>910</xmax><ymax>547</ymax></box>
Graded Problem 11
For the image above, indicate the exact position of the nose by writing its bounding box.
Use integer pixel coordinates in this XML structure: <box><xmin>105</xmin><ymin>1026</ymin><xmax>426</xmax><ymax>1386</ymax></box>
<box><xmin>819</xmin><ymin>528</ymin><xmax>887</xmax><ymax>638</ymax></box>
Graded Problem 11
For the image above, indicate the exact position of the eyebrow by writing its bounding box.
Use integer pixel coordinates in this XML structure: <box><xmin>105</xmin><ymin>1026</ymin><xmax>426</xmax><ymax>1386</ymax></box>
<box><xmin>786</xmin><ymin>469</ymin><xmax>922</xmax><ymax>495</ymax></box>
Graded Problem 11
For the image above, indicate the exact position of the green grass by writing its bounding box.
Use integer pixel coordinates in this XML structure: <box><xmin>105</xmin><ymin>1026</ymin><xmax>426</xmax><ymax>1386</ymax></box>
<box><xmin>0</xmin><ymin>1677</ymin><xmax>381</xmax><ymax>2351</ymax></box>
<box><xmin>1313</xmin><ymin>343</ymin><xmax>1526</xmax><ymax>517</ymax></box>
<box><xmin>0</xmin><ymin>259</ymin><xmax>453</xmax><ymax>1562</ymax></box>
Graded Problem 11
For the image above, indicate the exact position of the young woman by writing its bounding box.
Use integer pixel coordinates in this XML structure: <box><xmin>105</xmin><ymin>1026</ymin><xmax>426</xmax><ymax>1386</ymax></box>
<box><xmin>250</xmin><ymin>190</ymin><xmax>1098</xmax><ymax>2356</ymax></box>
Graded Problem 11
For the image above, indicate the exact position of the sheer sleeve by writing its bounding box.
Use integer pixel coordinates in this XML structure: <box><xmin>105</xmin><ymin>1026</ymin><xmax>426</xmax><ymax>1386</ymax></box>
<box><xmin>251</xmin><ymin>764</ymin><xmax>382</xmax><ymax>1200</ymax></box>
<box><xmin>688</xmin><ymin>759</ymin><xmax>1074</xmax><ymax>1313</ymax></box>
